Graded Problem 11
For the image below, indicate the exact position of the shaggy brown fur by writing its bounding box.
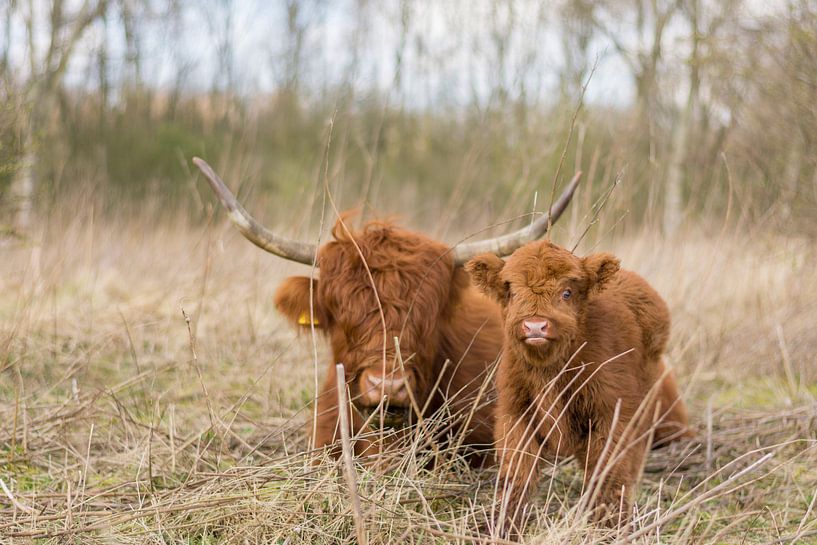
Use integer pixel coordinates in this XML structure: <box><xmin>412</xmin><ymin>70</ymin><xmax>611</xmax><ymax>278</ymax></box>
<box><xmin>275</xmin><ymin>217</ymin><xmax>502</xmax><ymax>460</ymax></box>
<box><xmin>466</xmin><ymin>241</ymin><xmax>693</xmax><ymax>535</ymax></box>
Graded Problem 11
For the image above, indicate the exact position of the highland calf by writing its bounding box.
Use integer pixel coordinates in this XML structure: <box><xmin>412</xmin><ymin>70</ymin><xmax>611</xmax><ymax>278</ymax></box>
<box><xmin>466</xmin><ymin>241</ymin><xmax>693</xmax><ymax>535</ymax></box>
<box><xmin>193</xmin><ymin>158</ymin><xmax>580</xmax><ymax>462</ymax></box>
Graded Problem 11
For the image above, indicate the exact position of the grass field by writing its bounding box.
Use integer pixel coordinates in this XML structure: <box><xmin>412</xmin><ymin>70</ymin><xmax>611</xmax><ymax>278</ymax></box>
<box><xmin>1</xmin><ymin>203</ymin><xmax>816</xmax><ymax>544</ymax></box>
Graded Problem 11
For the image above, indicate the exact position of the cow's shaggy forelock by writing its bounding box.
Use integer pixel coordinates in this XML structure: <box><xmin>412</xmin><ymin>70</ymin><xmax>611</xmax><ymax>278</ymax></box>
<box><xmin>316</xmin><ymin>219</ymin><xmax>457</xmax><ymax>403</ymax></box>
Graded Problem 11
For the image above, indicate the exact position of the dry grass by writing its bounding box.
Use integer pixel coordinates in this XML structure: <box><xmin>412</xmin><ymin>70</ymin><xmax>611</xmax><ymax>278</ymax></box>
<box><xmin>1</xmin><ymin>204</ymin><xmax>816</xmax><ymax>544</ymax></box>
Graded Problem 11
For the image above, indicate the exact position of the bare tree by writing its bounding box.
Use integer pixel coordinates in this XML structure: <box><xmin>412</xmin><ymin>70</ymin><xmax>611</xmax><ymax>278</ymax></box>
<box><xmin>120</xmin><ymin>0</ymin><xmax>143</xmax><ymax>89</ymax></box>
<box><xmin>664</xmin><ymin>0</ymin><xmax>744</xmax><ymax>234</ymax></box>
<box><xmin>207</xmin><ymin>0</ymin><xmax>235</xmax><ymax>95</ymax></box>
<box><xmin>280</xmin><ymin>0</ymin><xmax>326</xmax><ymax>96</ymax></box>
<box><xmin>559</xmin><ymin>0</ymin><xmax>595</xmax><ymax>101</ymax></box>
<box><xmin>8</xmin><ymin>0</ymin><xmax>109</xmax><ymax>233</ymax></box>
<box><xmin>663</xmin><ymin>0</ymin><xmax>699</xmax><ymax>235</ymax></box>
<box><xmin>589</xmin><ymin>0</ymin><xmax>681</xmax><ymax>148</ymax></box>
<box><xmin>0</xmin><ymin>1</ymin><xmax>12</xmax><ymax>79</ymax></box>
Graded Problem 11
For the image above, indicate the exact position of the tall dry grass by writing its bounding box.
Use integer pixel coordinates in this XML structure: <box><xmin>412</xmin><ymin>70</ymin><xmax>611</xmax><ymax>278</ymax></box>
<box><xmin>0</xmin><ymin>186</ymin><xmax>816</xmax><ymax>543</ymax></box>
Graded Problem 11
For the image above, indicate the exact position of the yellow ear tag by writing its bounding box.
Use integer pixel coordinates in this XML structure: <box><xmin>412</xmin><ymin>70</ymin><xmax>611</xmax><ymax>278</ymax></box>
<box><xmin>297</xmin><ymin>312</ymin><xmax>319</xmax><ymax>326</ymax></box>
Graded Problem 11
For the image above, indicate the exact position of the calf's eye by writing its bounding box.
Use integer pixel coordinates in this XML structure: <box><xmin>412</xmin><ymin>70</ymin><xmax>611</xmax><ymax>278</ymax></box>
<box><xmin>561</xmin><ymin>289</ymin><xmax>572</xmax><ymax>300</ymax></box>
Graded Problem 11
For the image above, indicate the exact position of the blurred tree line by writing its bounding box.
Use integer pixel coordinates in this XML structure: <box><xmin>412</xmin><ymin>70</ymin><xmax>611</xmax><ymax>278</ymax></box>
<box><xmin>0</xmin><ymin>0</ymin><xmax>815</xmax><ymax>236</ymax></box>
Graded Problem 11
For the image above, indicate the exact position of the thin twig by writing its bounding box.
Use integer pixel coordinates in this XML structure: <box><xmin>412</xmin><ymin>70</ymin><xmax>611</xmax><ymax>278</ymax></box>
<box><xmin>0</xmin><ymin>477</ymin><xmax>36</xmax><ymax>514</ymax></box>
<box><xmin>335</xmin><ymin>364</ymin><xmax>368</xmax><ymax>545</ymax></box>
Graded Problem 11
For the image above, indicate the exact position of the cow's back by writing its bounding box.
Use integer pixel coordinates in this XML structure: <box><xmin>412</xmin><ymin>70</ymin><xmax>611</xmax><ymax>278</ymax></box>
<box><xmin>604</xmin><ymin>269</ymin><xmax>670</xmax><ymax>362</ymax></box>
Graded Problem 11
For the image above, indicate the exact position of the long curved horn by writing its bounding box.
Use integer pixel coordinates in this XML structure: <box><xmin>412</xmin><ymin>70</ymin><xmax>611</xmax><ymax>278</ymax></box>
<box><xmin>193</xmin><ymin>157</ymin><xmax>317</xmax><ymax>265</ymax></box>
<box><xmin>452</xmin><ymin>171</ymin><xmax>582</xmax><ymax>265</ymax></box>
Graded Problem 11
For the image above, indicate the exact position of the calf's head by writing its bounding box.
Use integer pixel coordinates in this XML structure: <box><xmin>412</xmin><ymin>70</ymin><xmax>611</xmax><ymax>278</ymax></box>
<box><xmin>466</xmin><ymin>241</ymin><xmax>619</xmax><ymax>365</ymax></box>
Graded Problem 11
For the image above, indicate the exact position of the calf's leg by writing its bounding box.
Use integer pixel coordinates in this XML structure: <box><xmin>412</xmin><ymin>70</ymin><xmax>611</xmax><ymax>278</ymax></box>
<box><xmin>652</xmin><ymin>360</ymin><xmax>695</xmax><ymax>447</ymax></box>
<box><xmin>492</xmin><ymin>413</ymin><xmax>544</xmax><ymax>539</ymax></box>
<box><xmin>581</xmin><ymin>429</ymin><xmax>647</xmax><ymax>527</ymax></box>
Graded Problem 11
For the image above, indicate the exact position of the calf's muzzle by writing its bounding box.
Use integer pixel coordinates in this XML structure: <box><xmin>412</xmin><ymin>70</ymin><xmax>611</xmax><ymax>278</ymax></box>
<box><xmin>523</xmin><ymin>318</ymin><xmax>552</xmax><ymax>345</ymax></box>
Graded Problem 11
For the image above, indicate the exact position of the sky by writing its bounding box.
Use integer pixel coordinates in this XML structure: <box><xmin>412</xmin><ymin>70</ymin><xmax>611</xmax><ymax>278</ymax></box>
<box><xmin>4</xmin><ymin>0</ymin><xmax>788</xmax><ymax>109</ymax></box>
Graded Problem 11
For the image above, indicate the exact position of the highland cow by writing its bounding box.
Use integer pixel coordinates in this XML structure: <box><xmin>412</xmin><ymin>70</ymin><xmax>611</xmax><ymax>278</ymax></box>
<box><xmin>193</xmin><ymin>158</ymin><xmax>581</xmax><ymax>461</ymax></box>
<box><xmin>466</xmin><ymin>240</ymin><xmax>693</xmax><ymax>534</ymax></box>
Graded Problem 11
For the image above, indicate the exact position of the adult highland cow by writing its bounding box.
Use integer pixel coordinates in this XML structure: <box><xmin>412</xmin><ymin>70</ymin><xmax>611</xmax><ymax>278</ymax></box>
<box><xmin>466</xmin><ymin>240</ymin><xmax>693</xmax><ymax>535</ymax></box>
<box><xmin>193</xmin><ymin>158</ymin><xmax>580</xmax><ymax>461</ymax></box>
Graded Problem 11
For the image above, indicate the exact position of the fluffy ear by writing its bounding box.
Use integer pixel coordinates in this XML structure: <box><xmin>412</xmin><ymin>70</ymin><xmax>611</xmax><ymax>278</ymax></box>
<box><xmin>273</xmin><ymin>276</ymin><xmax>324</xmax><ymax>328</ymax></box>
<box><xmin>464</xmin><ymin>253</ymin><xmax>508</xmax><ymax>303</ymax></box>
<box><xmin>582</xmin><ymin>253</ymin><xmax>620</xmax><ymax>291</ymax></box>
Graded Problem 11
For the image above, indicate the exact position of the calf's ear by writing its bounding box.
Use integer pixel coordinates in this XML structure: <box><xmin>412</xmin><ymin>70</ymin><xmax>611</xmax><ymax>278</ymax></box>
<box><xmin>274</xmin><ymin>276</ymin><xmax>324</xmax><ymax>328</ymax></box>
<box><xmin>582</xmin><ymin>253</ymin><xmax>620</xmax><ymax>291</ymax></box>
<box><xmin>464</xmin><ymin>253</ymin><xmax>508</xmax><ymax>303</ymax></box>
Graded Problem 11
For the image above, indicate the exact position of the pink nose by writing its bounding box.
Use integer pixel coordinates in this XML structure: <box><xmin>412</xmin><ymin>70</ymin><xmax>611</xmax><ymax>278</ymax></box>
<box><xmin>360</xmin><ymin>370</ymin><xmax>410</xmax><ymax>406</ymax></box>
<box><xmin>366</xmin><ymin>373</ymin><xmax>405</xmax><ymax>391</ymax></box>
<box><xmin>523</xmin><ymin>320</ymin><xmax>549</xmax><ymax>337</ymax></box>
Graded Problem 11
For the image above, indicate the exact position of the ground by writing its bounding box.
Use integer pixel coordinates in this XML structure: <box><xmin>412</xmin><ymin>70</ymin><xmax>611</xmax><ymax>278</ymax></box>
<box><xmin>0</xmin><ymin>213</ymin><xmax>815</xmax><ymax>544</ymax></box>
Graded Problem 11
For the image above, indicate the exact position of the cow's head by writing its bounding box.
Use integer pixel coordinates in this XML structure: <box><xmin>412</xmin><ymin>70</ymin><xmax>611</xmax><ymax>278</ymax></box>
<box><xmin>274</xmin><ymin>218</ymin><xmax>468</xmax><ymax>426</ymax></box>
<box><xmin>192</xmin><ymin>158</ymin><xmax>580</xmax><ymax>428</ymax></box>
<box><xmin>466</xmin><ymin>241</ymin><xmax>619</xmax><ymax>365</ymax></box>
